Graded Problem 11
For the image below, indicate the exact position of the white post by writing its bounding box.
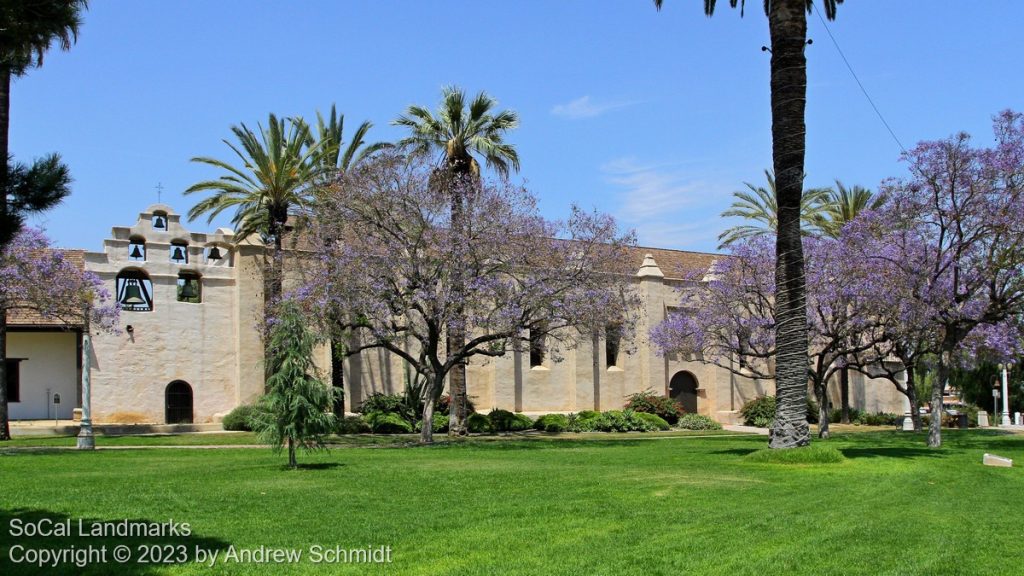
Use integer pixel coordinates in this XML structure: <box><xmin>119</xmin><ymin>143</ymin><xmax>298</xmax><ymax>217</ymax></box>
<box><xmin>76</xmin><ymin>331</ymin><xmax>95</xmax><ymax>450</ymax></box>
<box><xmin>1001</xmin><ymin>363</ymin><xmax>1012</xmax><ymax>427</ymax></box>
<box><xmin>1015</xmin><ymin>412</ymin><xmax>1021</xmax><ymax>426</ymax></box>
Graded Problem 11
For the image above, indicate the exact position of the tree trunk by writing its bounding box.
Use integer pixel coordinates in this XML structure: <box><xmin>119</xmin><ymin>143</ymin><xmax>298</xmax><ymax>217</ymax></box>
<box><xmin>0</xmin><ymin>307</ymin><xmax>8</xmax><ymax>441</ymax></box>
<box><xmin>0</xmin><ymin>69</ymin><xmax>11</xmax><ymax>441</ymax></box>
<box><xmin>287</xmin><ymin>437</ymin><xmax>297</xmax><ymax>468</ymax></box>
<box><xmin>330</xmin><ymin>335</ymin><xmax>346</xmax><ymax>417</ymax></box>
<box><xmin>905</xmin><ymin>364</ymin><xmax>922</xmax><ymax>432</ymax></box>
<box><xmin>420</xmin><ymin>387</ymin><xmax>437</xmax><ymax>444</ymax></box>
<box><xmin>928</xmin><ymin>349</ymin><xmax>951</xmax><ymax>448</ymax></box>
<box><xmin>816</xmin><ymin>383</ymin><xmax>830</xmax><ymax>439</ymax></box>
<box><xmin>840</xmin><ymin>365</ymin><xmax>850</xmax><ymax>424</ymax></box>
<box><xmin>767</xmin><ymin>0</ymin><xmax>811</xmax><ymax>449</ymax></box>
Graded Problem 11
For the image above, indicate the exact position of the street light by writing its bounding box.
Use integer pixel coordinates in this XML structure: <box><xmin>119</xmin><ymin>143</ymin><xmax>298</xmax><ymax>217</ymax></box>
<box><xmin>993</xmin><ymin>381</ymin><xmax>1001</xmax><ymax>421</ymax></box>
<box><xmin>998</xmin><ymin>363</ymin><xmax>1012</xmax><ymax>427</ymax></box>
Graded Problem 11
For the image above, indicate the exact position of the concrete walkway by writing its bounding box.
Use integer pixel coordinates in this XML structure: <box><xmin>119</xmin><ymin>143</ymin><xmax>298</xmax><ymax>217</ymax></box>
<box><xmin>723</xmin><ymin>425</ymin><xmax>770</xmax><ymax>435</ymax></box>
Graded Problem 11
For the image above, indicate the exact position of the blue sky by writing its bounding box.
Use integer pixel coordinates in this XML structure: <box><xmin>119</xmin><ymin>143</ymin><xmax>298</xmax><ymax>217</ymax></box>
<box><xmin>12</xmin><ymin>1</ymin><xmax>1024</xmax><ymax>254</ymax></box>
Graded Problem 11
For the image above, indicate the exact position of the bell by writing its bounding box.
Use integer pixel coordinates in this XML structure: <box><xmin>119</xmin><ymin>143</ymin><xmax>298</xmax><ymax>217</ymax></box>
<box><xmin>207</xmin><ymin>246</ymin><xmax>222</xmax><ymax>260</ymax></box>
<box><xmin>171</xmin><ymin>246</ymin><xmax>186</xmax><ymax>263</ymax></box>
<box><xmin>121</xmin><ymin>281</ymin><xmax>146</xmax><ymax>305</ymax></box>
<box><xmin>179</xmin><ymin>280</ymin><xmax>198</xmax><ymax>299</ymax></box>
<box><xmin>129</xmin><ymin>244</ymin><xmax>144</xmax><ymax>259</ymax></box>
<box><xmin>154</xmin><ymin>216</ymin><xmax>166</xmax><ymax>229</ymax></box>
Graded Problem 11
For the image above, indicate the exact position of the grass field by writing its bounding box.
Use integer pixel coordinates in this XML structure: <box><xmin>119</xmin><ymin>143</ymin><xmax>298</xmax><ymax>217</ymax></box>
<box><xmin>2</xmin><ymin>430</ymin><xmax>1023</xmax><ymax>575</ymax></box>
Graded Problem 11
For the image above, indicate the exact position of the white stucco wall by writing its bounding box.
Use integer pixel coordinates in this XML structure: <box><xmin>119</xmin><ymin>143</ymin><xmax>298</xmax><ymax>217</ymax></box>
<box><xmin>7</xmin><ymin>331</ymin><xmax>79</xmax><ymax>420</ymax></box>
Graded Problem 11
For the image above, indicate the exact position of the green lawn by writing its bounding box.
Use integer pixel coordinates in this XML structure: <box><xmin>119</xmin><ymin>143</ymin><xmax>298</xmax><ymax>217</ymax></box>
<box><xmin>2</xmin><ymin>430</ymin><xmax>1022</xmax><ymax>575</ymax></box>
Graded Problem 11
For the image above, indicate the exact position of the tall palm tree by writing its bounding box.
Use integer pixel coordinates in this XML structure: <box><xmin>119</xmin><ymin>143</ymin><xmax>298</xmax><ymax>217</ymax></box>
<box><xmin>303</xmin><ymin>105</ymin><xmax>387</xmax><ymax>417</ymax></box>
<box><xmin>186</xmin><ymin>114</ymin><xmax>321</xmax><ymax>304</ymax></box>
<box><xmin>393</xmin><ymin>86</ymin><xmax>519</xmax><ymax>437</ymax></box>
<box><xmin>814</xmin><ymin>181</ymin><xmax>884</xmax><ymax>239</ymax></box>
<box><xmin>0</xmin><ymin>0</ymin><xmax>87</xmax><ymax>442</ymax></box>
<box><xmin>718</xmin><ymin>170</ymin><xmax>831</xmax><ymax>248</ymax></box>
<box><xmin>656</xmin><ymin>0</ymin><xmax>843</xmax><ymax>448</ymax></box>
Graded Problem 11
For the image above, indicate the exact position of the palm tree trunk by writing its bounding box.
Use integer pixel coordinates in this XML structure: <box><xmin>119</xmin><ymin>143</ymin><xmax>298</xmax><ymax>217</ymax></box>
<box><xmin>767</xmin><ymin>0</ymin><xmax>811</xmax><ymax>449</ymax></box>
<box><xmin>0</xmin><ymin>68</ymin><xmax>11</xmax><ymax>441</ymax></box>
<box><xmin>445</xmin><ymin>170</ymin><xmax>470</xmax><ymax>437</ymax></box>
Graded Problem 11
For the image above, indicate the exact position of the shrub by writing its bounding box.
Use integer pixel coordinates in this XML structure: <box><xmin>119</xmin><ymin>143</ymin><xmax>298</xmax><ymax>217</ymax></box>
<box><xmin>467</xmin><ymin>413</ymin><xmax>492</xmax><ymax>433</ymax></box>
<box><xmin>625</xmin><ymin>390</ymin><xmax>684</xmax><ymax>424</ymax></box>
<box><xmin>576</xmin><ymin>410</ymin><xmax>600</xmax><ymax>420</ymax></box>
<box><xmin>807</xmin><ymin>398</ymin><xmax>819</xmax><ymax>424</ymax></box>
<box><xmin>534</xmin><ymin>413</ymin><xmax>570</xmax><ymax>433</ymax></box>
<box><xmin>740</xmin><ymin>396</ymin><xmax>776</xmax><ymax>427</ymax></box>
<box><xmin>488</xmin><ymin>409</ymin><xmax>532</xmax><ymax>432</ymax></box>
<box><xmin>360</xmin><ymin>393</ymin><xmax>406</xmax><ymax>415</ymax></box>
<box><xmin>222</xmin><ymin>404</ymin><xmax>256</xmax><ymax>431</ymax></box>
<box><xmin>829</xmin><ymin>407</ymin><xmax>863</xmax><ymax>424</ymax></box>
<box><xmin>676</xmin><ymin>413</ymin><xmax>722</xmax><ymax>431</ymax></box>
<box><xmin>590</xmin><ymin>410</ymin><xmax>657</xmax><ymax>432</ymax></box>
<box><xmin>855</xmin><ymin>412</ymin><xmax>901</xmax><ymax>427</ymax></box>
<box><xmin>635</xmin><ymin>412</ymin><xmax>671</xmax><ymax>431</ymax></box>
<box><xmin>335</xmin><ymin>415</ymin><xmax>371</xmax><ymax>434</ymax></box>
<box><xmin>414</xmin><ymin>414</ymin><xmax>450</xmax><ymax>433</ymax></box>
<box><xmin>365</xmin><ymin>411</ymin><xmax>413</xmax><ymax>434</ymax></box>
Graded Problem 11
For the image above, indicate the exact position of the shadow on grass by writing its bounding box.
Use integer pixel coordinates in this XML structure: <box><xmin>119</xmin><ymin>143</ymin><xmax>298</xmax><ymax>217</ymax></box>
<box><xmin>711</xmin><ymin>448</ymin><xmax>759</xmax><ymax>456</ymax></box>
<box><xmin>840</xmin><ymin>446</ymin><xmax>945</xmax><ymax>460</ymax></box>
<box><xmin>0</xmin><ymin>508</ymin><xmax>230</xmax><ymax>576</ymax></box>
<box><xmin>284</xmin><ymin>462</ymin><xmax>345</xmax><ymax>470</ymax></box>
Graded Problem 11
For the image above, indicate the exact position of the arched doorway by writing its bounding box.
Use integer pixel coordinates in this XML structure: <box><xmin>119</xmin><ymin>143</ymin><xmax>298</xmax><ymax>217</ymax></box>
<box><xmin>669</xmin><ymin>371</ymin><xmax>699</xmax><ymax>414</ymax></box>
<box><xmin>165</xmin><ymin>381</ymin><xmax>193</xmax><ymax>424</ymax></box>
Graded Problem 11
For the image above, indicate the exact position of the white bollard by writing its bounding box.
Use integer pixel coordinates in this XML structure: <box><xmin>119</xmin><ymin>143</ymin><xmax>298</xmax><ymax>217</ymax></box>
<box><xmin>1015</xmin><ymin>412</ymin><xmax>1021</xmax><ymax>426</ymax></box>
<box><xmin>978</xmin><ymin>411</ymin><xmax>990</xmax><ymax>428</ymax></box>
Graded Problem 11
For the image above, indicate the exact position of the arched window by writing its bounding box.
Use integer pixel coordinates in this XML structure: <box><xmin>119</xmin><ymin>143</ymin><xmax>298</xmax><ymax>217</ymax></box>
<box><xmin>177</xmin><ymin>271</ymin><xmax>201</xmax><ymax>303</ymax></box>
<box><xmin>128</xmin><ymin>236</ymin><xmax>146</xmax><ymax>261</ymax></box>
<box><xmin>170</xmin><ymin>240</ymin><xmax>188</xmax><ymax>264</ymax></box>
<box><xmin>152</xmin><ymin>211</ymin><xmax>168</xmax><ymax>230</ymax></box>
<box><xmin>116</xmin><ymin>269</ymin><xmax>153</xmax><ymax>312</ymax></box>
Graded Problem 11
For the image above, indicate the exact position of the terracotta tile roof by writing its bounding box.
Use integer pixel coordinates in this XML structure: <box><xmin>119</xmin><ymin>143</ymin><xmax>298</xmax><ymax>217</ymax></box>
<box><xmin>626</xmin><ymin>245</ymin><xmax>721</xmax><ymax>280</ymax></box>
<box><xmin>8</xmin><ymin>250</ymin><xmax>87</xmax><ymax>329</ymax></box>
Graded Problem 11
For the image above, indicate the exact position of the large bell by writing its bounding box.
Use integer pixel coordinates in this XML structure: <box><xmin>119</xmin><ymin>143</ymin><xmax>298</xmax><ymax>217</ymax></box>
<box><xmin>207</xmin><ymin>246</ymin><xmax>222</xmax><ymax>260</ymax></box>
<box><xmin>129</xmin><ymin>244</ymin><xmax>144</xmax><ymax>259</ymax></box>
<box><xmin>171</xmin><ymin>245</ymin><xmax>186</xmax><ymax>263</ymax></box>
<box><xmin>153</xmin><ymin>216</ymin><xmax>166</xmax><ymax>229</ymax></box>
<box><xmin>121</xmin><ymin>280</ymin><xmax>146</xmax><ymax>305</ymax></box>
<box><xmin>179</xmin><ymin>280</ymin><xmax>198</xmax><ymax>299</ymax></box>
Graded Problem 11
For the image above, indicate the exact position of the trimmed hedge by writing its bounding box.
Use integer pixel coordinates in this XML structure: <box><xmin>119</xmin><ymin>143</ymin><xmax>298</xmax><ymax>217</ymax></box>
<box><xmin>336</xmin><ymin>415</ymin><xmax>372</xmax><ymax>434</ymax></box>
<box><xmin>740</xmin><ymin>396</ymin><xmax>776</xmax><ymax>427</ymax></box>
<box><xmin>534</xmin><ymin>413</ymin><xmax>569</xmax><ymax>433</ymax></box>
<box><xmin>222</xmin><ymin>405</ymin><xmax>256</xmax><ymax>431</ymax></box>
<box><xmin>676</xmin><ymin>413</ymin><xmax>722</xmax><ymax>431</ymax></box>
<box><xmin>635</xmin><ymin>412</ymin><xmax>671</xmax><ymax>431</ymax></box>
<box><xmin>488</xmin><ymin>409</ymin><xmax>533</xmax><ymax>432</ymax></box>
<box><xmin>467</xmin><ymin>413</ymin><xmax>492</xmax><ymax>433</ymax></box>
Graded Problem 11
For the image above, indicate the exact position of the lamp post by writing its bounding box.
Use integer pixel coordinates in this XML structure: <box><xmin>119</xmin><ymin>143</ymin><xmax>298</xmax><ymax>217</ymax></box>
<box><xmin>999</xmin><ymin>363</ymin><xmax>1012</xmax><ymax>427</ymax></box>
<box><xmin>76</xmin><ymin>329</ymin><xmax>95</xmax><ymax>450</ymax></box>
<box><xmin>993</xmin><ymin>381</ymin><xmax>1000</xmax><ymax>423</ymax></box>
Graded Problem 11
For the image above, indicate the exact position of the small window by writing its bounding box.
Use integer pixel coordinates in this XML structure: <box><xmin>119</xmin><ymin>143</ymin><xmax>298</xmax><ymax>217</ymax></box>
<box><xmin>128</xmin><ymin>236</ymin><xmax>146</xmax><ymax>261</ymax></box>
<box><xmin>170</xmin><ymin>241</ymin><xmax>188</xmax><ymax>264</ymax></box>
<box><xmin>605</xmin><ymin>322</ymin><xmax>622</xmax><ymax>368</ymax></box>
<box><xmin>177</xmin><ymin>272</ymin><xmax>201</xmax><ymax>303</ymax></box>
<box><xmin>529</xmin><ymin>325</ymin><xmax>546</xmax><ymax>367</ymax></box>
<box><xmin>116</xmin><ymin>270</ymin><xmax>154</xmax><ymax>312</ymax></box>
<box><xmin>152</xmin><ymin>211</ymin><xmax>168</xmax><ymax>230</ymax></box>
<box><xmin>6</xmin><ymin>360</ymin><xmax>21</xmax><ymax>403</ymax></box>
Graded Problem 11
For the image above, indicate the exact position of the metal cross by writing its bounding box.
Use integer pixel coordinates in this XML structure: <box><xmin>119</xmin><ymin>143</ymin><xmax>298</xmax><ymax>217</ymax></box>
<box><xmin>156</xmin><ymin>182</ymin><xmax>164</xmax><ymax>203</ymax></box>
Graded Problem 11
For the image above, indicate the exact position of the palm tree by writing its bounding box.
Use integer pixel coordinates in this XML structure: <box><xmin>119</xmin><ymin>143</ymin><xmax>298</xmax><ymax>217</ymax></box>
<box><xmin>655</xmin><ymin>0</ymin><xmax>843</xmax><ymax>448</ymax></box>
<box><xmin>0</xmin><ymin>0</ymin><xmax>87</xmax><ymax>442</ymax></box>
<box><xmin>393</xmin><ymin>86</ymin><xmax>519</xmax><ymax>437</ymax></box>
<box><xmin>718</xmin><ymin>170</ymin><xmax>831</xmax><ymax>248</ymax></box>
<box><xmin>186</xmin><ymin>114</ymin><xmax>321</xmax><ymax>304</ymax></box>
<box><xmin>303</xmin><ymin>105</ymin><xmax>387</xmax><ymax>417</ymax></box>
<box><xmin>814</xmin><ymin>181</ymin><xmax>885</xmax><ymax>239</ymax></box>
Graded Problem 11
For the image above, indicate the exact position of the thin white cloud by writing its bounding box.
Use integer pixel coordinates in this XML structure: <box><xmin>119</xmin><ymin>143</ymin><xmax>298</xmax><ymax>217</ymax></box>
<box><xmin>550</xmin><ymin>95</ymin><xmax>636</xmax><ymax>120</ymax></box>
<box><xmin>601</xmin><ymin>157</ymin><xmax>730</xmax><ymax>252</ymax></box>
